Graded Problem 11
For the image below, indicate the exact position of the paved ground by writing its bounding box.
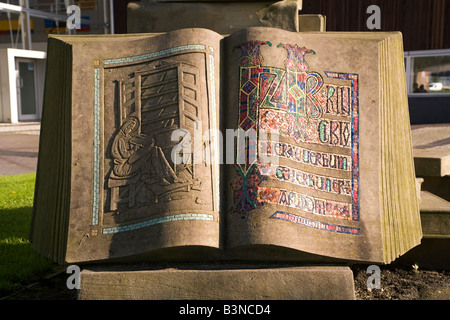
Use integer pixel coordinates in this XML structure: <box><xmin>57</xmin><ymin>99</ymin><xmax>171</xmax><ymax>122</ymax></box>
<box><xmin>411</xmin><ymin>123</ymin><xmax>450</xmax><ymax>150</ymax></box>
<box><xmin>0</xmin><ymin>123</ymin><xmax>40</xmax><ymax>176</ymax></box>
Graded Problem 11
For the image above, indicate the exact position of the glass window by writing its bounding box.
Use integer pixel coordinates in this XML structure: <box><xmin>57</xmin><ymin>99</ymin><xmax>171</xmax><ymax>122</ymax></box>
<box><xmin>410</xmin><ymin>54</ymin><xmax>450</xmax><ymax>94</ymax></box>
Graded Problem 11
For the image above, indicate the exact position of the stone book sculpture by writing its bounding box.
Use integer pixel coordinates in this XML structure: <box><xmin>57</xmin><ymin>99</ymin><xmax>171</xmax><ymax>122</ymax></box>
<box><xmin>31</xmin><ymin>27</ymin><xmax>422</xmax><ymax>265</ymax></box>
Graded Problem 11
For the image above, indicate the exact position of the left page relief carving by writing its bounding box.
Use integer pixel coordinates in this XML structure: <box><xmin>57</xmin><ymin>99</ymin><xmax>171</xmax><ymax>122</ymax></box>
<box><xmin>92</xmin><ymin>45</ymin><xmax>217</xmax><ymax>235</ymax></box>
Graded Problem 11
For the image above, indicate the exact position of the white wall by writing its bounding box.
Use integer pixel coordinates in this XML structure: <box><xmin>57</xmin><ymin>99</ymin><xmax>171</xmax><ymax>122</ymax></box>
<box><xmin>0</xmin><ymin>49</ymin><xmax>10</xmax><ymax>122</ymax></box>
<box><xmin>0</xmin><ymin>48</ymin><xmax>46</xmax><ymax>123</ymax></box>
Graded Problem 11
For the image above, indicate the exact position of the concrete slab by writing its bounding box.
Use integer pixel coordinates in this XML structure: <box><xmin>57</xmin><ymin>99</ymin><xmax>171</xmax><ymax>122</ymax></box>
<box><xmin>127</xmin><ymin>0</ymin><xmax>303</xmax><ymax>34</ymax></box>
<box><xmin>298</xmin><ymin>14</ymin><xmax>326</xmax><ymax>32</ymax></box>
<box><xmin>0</xmin><ymin>131</ymin><xmax>40</xmax><ymax>176</ymax></box>
<box><xmin>0</xmin><ymin>122</ymin><xmax>41</xmax><ymax>133</ymax></box>
<box><xmin>414</xmin><ymin>149</ymin><xmax>450</xmax><ymax>177</ymax></box>
<box><xmin>411</xmin><ymin>124</ymin><xmax>450</xmax><ymax>150</ymax></box>
<box><xmin>412</xmin><ymin>124</ymin><xmax>450</xmax><ymax>177</ymax></box>
<box><xmin>78</xmin><ymin>264</ymin><xmax>355</xmax><ymax>300</ymax></box>
<box><xmin>420</xmin><ymin>191</ymin><xmax>450</xmax><ymax>238</ymax></box>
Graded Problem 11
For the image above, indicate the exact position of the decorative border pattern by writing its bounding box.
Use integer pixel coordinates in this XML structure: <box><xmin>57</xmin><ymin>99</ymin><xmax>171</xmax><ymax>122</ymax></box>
<box><xmin>102</xmin><ymin>213</ymin><xmax>214</xmax><ymax>234</ymax></box>
<box><xmin>325</xmin><ymin>72</ymin><xmax>359</xmax><ymax>221</ymax></box>
<box><xmin>270</xmin><ymin>211</ymin><xmax>360</xmax><ymax>235</ymax></box>
<box><xmin>92</xmin><ymin>67</ymin><xmax>101</xmax><ymax>225</ymax></box>
<box><xmin>103</xmin><ymin>45</ymin><xmax>206</xmax><ymax>65</ymax></box>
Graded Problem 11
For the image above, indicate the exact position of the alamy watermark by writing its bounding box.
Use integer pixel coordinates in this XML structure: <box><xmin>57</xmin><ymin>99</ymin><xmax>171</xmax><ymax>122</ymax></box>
<box><xmin>66</xmin><ymin>5</ymin><xmax>81</xmax><ymax>30</ymax></box>
<box><xmin>66</xmin><ymin>265</ymin><xmax>80</xmax><ymax>290</ymax></box>
<box><xmin>170</xmin><ymin>121</ymin><xmax>279</xmax><ymax>166</ymax></box>
<box><xmin>366</xmin><ymin>265</ymin><xmax>381</xmax><ymax>290</ymax></box>
<box><xmin>366</xmin><ymin>5</ymin><xmax>381</xmax><ymax>30</ymax></box>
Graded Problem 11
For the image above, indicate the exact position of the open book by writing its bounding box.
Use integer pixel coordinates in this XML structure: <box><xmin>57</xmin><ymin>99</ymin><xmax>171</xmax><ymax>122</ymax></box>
<box><xmin>31</xmin><ymin>27</ymin><xmax>422</xmax><ymax>265</ymax></box>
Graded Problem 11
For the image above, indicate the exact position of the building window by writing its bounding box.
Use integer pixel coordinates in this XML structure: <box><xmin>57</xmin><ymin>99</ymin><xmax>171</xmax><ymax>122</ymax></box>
<box><xmin>405</xmin><ymin>49</ymin><xmax>450</xmax><ymax>95</ymax></box>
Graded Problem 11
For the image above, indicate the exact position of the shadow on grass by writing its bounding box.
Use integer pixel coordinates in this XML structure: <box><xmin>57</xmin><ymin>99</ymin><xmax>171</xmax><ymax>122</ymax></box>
<box><xmin>0</xmin><ymin>206</ymin><xmax>54</xmax><ymax>296</ymax></box>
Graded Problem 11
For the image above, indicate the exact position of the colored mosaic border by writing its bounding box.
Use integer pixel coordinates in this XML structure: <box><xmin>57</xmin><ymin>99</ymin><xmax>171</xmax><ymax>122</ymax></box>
<box><xmin>270</xmin><ymin>211</ymin><xmax>360</xmax><ymax>235</ymax></box>
<box><xmin>103</xmin><ymin>45</ymin><xmax>206</xmax><ymax>65</ymax></box>
<box><xmin>208</xmin><ymin>47</ymin><xmax>220</xmax><ymax>210</ymax></box>
<box><xmin>92</xmin><ymin>67</ymin><xmax>101</xmax><ymax>225</ymax></box>
<box><xmin>325</xmin><ymin>72</ymin><xmax>359</xmax><ymax>221</ymax></box>
<box><xmin>102</xmin><ymin>213</ymin><xmax>214</xmax><ymax>234</ymax></box>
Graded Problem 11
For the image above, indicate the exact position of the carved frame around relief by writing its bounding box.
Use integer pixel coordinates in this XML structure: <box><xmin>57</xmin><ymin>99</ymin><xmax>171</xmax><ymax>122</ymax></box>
<box><xmin>90</xmin><ymin>45</ymin><xmax>218</xmax><ymax>236</ymax></box>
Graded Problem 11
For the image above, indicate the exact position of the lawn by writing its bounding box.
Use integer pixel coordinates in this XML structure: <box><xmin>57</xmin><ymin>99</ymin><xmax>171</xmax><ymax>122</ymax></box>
<box><xmin>0</xmin><ymin>173</ymin><xmax>54</xmax><ymax>296</ymax></box>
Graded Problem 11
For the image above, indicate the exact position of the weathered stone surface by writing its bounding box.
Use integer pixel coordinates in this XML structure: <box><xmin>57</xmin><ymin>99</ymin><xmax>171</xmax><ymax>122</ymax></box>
<box><xmin>127</xmin><ymin>0</ymin><xmax>302</xmax><ymax>34</ymax></box>
<box><xmin>414</xmin><ymin>149</ymin><xmax>450</xmax><ymax>177</ymax></box>
<box><xmin>412</xmin><ymin>124</ymin><xmax>450</xmax><ymax>177</ymax></box>
<box><xmin>298</xmin><ymin>14</ymin><xmax>326</xmax><ymax>31</ymax></box>
<box><xmin>411</xmin><ymin>124</ymin><xmax>450</xmax><ymax>150</ymax></box>
<box><xmin>78</xmin><ymin>265</ymin><xmax>355</xmax><ymax>300</ymax></box>
<box><xmin>420</xmin><ymin>191</ymin><xmax>450</xmax><ymax>238</ymax></box>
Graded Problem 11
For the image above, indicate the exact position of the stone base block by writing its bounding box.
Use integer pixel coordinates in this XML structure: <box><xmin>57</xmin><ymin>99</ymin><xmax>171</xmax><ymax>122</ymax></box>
<box><xmin>420</xmin><ymin>191</ymin><xmax>450</xmax><ymax>234</ymax></box>
<box><xmin>78</xmin><ymin>265</ymin><xmax>355</xmax><ymax>300</ymax></box>
<box><xmin>414</xmin><ymin>149</ymin><xmax>450</xmax><ymax>177</ymax></box>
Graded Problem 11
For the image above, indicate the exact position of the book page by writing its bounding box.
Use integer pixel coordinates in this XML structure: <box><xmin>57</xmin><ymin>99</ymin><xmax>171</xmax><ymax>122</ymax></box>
<box><xmin>63</xmin><ymin>29</ymin><xmax>223</xmax><ymax>262</ymax></box>
<box><xmin>224</xmin><ymin>27</ymin><xmax>384</xmax><ymax>263</ymax></box>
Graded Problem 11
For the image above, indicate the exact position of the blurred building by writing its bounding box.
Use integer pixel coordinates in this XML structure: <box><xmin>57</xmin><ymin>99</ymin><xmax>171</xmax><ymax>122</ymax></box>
<box><xmin>300</xmin><ymin>0</ymin><xmax>450</xmax><ymax>124</ymax></box>
<box><xmin>0</xmin><ymin>0</ymin><xmax>112</xmax><ymax>122</ymax></box>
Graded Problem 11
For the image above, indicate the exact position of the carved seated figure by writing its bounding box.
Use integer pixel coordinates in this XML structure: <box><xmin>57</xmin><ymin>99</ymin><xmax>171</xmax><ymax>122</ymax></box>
<box><xmin>108</xmin><ymin>116</ymin><xmax>193</xmax><ymax>211</ymax></box>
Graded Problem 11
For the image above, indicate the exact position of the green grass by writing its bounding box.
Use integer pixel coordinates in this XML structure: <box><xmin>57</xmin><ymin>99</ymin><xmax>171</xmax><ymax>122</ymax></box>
<box><xmin>0</xmin><ymin>173</ymin><xmax>54</xmax><ymax>296</ymax></box>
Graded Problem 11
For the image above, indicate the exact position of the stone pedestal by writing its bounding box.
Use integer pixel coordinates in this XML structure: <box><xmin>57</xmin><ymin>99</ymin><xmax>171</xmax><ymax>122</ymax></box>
<box><xmin>78</xmin><ymin>264</ymin><xmax>355</xmax><ymax>300</ymax></box>
<box><xmin>127</xmin><ymin>0</ymin><xmax>325</xmax><ymax>34</ymax></box>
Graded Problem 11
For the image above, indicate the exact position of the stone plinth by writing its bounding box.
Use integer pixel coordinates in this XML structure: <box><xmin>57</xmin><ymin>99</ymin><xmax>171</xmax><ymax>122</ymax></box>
<box><xmin>127</xmin><ymin>0</ymin><xmax>306</xmax><ymax>34</ymax></box>
<box><xmin>78</xmin><ymin>265</ymin><xmax>355</xmax><ymax>300</ymax></box>
<box><xmin>412</xmin><ymin>124</ymin><xmax>450</xmax><ymax>177</ymax></box>
<box><xmin>420</xmin><ymin>191</ymin><xmax>450</xmax><ymax>238</ymax></box>
<box><xmin>414</xmin><ymin>149</ymin><xmax>450</xmax><ymax>177</ymax></box>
